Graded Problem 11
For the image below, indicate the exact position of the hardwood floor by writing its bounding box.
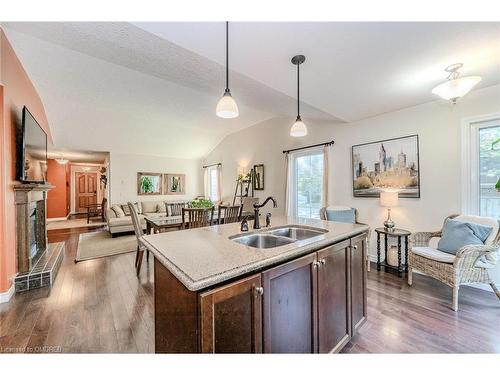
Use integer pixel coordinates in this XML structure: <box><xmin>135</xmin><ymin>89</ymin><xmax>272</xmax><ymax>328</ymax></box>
<box><xmin>1</xmin><ymin>228</ymin><xmax>499</xmax><ymax>353</ymax></box>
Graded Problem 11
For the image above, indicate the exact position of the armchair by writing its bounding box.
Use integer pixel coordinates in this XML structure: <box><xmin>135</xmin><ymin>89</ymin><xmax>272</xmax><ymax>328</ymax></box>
<box><xmin>320</xmin><ymin>206</ymin><xmax>371</xmax><ymax>271</ymax></box>
<box><xmin>408</xmin><ymin>214</ymin><xmax>500</xmax><ymax>311</ymax></box>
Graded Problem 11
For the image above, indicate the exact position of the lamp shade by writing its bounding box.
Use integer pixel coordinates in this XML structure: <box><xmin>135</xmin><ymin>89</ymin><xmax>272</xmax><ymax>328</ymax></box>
<box><xmin>216</xmin><ymin>91</ymin><xmax>239</xmax><ymax>118</ymax></box>
<box><xmin>380</xmin><ymin>191</ymin><xmax>398</xmax><ymax>207</ymax></box>
<box><xmin>432</xmin><ymin>76</ymin><xmax>481</xmax><ymax>102</ymax></box>
<box><xmin>290</xmin><ymin>117</ymin><xmax>308</xmax><ymax>137</ymax></box>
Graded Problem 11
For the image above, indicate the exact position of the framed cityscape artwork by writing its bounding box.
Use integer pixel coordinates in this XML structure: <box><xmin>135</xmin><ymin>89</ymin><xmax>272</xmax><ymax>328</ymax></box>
<box><xmin>352</xmin><ymin>135</ymin><xmax>420</xmax><ymax>198</ymax></box>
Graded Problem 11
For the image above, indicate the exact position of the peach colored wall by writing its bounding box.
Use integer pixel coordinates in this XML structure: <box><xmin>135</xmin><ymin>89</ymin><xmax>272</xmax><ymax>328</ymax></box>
<box><xmin>46</xmin><ymin>159</ymin><xmax>68</xmax><ymax>218</ymax></box>
<box><xmin>0</xmin><ymin>29</ymin><xmax>52</xmax><ymax>293</ymax></box>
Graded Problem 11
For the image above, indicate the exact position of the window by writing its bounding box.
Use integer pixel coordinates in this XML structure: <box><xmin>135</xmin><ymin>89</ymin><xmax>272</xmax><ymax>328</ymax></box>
<box><xmin>206</xmin><ymin>166</ymin><xmax>220</xmax><ymax>202</ymax></box>
<box><xmin>463</xmin><ymin>115</ymin><xmax>500</xmax><ymax>219</ymax></box>
<box><xmin>479</xmin><ymin>125</ymin><xmax>500</xmax><ymax>218</ymax></box>
<box><xmin>288</xmin><ymin>149</ymin><xmax>324</xmax><ymax>219</ymax></box>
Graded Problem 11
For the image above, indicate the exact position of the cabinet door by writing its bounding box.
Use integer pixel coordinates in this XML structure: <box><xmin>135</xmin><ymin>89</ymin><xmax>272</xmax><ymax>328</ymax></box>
<box><xmin>317</xmin><ymin>239</ymin><xmax>351</xmax><ymax>353</ymax></box>
<box><xmin>350</xmin><ymin>234</ymin><xmax>367</xmax><ymax>334</ymax></box>
<box><xmin>262</xmin><ymin>253</ymin><xmax>318</xmax><ymax>353</ymax></box>
<box><xmin>200</xmin><ymin>274</ymin><xmax>262</xmax><ymax>353</ymax></box>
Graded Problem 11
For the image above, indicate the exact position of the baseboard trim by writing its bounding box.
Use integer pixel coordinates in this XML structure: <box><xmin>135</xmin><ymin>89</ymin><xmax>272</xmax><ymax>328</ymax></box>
<box><xmin>0</xmin><ymin>283</ymin><xmax>15</xmax><ymax>304</ymax></box>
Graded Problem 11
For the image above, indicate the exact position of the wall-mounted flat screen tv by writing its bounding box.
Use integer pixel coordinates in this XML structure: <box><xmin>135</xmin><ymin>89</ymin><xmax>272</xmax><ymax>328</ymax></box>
<box><xmin>18</xmin><ymin>106</ymin><xmax>47</xmax><ymax>183</ymax></box>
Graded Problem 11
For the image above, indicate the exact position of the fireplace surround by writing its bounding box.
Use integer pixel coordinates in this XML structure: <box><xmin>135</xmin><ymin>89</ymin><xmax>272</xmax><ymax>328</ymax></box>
<box><xmin>13</xmin><ymin>183</ymin><xmax>64</xmax><ymax>292</ymax></box>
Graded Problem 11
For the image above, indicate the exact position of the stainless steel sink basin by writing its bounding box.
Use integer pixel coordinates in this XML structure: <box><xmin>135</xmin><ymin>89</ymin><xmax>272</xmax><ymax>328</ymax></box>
<box><xmin>231</xmin><ymin>234</ymin><xmax>295</xmax><ymax>249</ymax></box>
<box><xmin>264</xmin><ymin>226</ymin><xmax>327</xmax><ymax>241</ymax></box>
<box><xmin>230</xmin><ymin>225</ymin><xmax>328</xmax><ymax>249</ymax></box>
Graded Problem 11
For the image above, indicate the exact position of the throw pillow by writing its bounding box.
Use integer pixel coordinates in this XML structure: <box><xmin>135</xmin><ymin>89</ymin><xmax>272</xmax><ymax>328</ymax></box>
<box><xmin>111</xmin><ymin>204</ymin><xmax>125</xmax><ymax>218</ymax></box>
<box><xmin>157</xmin><ymin>202</ymin><xmax>167</xmax><ymax>213</ymax></box>
<box><xmin>121</xmin><ymin>203</ymin><xmax>141</xmax><ymax>216</ymax></box>
<box><xmin>437</xmin><ymin>219</ymin><xmax>493</xmax><ymax>255</ymax></box>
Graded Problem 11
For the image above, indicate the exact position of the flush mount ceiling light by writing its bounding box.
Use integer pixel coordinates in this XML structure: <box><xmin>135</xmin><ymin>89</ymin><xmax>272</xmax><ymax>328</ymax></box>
<box><xmin>432</xmin><ymin>63</ymin><xmax>481</xmax><ymax>104</ymax></box>
<box><xmin>55</xmin><ymin>155</ymin><xmax>69</xmax><ymax>165</ymax></box>
<box><xmin>290</xmin><ymin>55</ymin><xmax>308</xmax><ymax>137</ymax></box>
<box><xmin>216</xmin><ymin>21</ymin><xmax>239</xmax><ymax>119</ymax></box>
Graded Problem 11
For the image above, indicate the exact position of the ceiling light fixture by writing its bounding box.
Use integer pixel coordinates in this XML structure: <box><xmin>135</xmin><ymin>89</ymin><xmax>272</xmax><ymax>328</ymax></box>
<box><xmin>55</xmin><ymin>155</ymin><xmax>69</xmax><ymax>165</ymax></box>
<box><xmin>216</xmin><ymin>21</ymin><xmax>239</xmax><ymax>119</ymax></box>
<box><xmin>432</xmin><ymin>63</ymin><xmax>481</xmax><ymax>104</ymax></box>
<box><xmin>290</xmin><ymin>55</ymin><xmax>307</xmax><ymax>137</ymax></box>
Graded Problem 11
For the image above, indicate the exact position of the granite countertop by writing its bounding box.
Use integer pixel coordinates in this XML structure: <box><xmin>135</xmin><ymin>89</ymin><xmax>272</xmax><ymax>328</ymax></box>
<box><xmin>140</xmin><ymin>216</ymin><xmax>369</xmax><ymax>291</ymax></box>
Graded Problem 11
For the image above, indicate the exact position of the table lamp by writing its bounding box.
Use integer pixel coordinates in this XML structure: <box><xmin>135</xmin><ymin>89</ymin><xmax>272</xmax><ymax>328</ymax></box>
<box><xmin>380</xmin><ymin>191</ymin><xmax>398</xmax><ymax>231</ymax></box>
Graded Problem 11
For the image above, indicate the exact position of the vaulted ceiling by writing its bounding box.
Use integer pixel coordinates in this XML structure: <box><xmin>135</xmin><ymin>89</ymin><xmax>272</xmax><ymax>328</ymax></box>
<box><xmin>2</xmin><ymin>22</ymin><xmax>499</xmax><ymax>159</ymax></box>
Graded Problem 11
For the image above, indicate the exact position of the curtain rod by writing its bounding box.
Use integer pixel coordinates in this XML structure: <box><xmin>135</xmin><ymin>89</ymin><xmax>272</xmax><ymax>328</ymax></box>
<box><xmin>282</xmin><ymin>140</ymin><xmax>335</xmax><ymax>154</ymax></box>
<box><xmin>202</xmin><ymin>162</ymin><xmax>222</xmax><ymax>169</ymax></box>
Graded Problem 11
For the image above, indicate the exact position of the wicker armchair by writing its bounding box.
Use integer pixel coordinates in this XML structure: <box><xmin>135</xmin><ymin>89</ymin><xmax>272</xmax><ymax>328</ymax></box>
<box><xmin>408</xmin><ymin>214</ymin><xmax>500</xmax><ymax>311</ymax></box>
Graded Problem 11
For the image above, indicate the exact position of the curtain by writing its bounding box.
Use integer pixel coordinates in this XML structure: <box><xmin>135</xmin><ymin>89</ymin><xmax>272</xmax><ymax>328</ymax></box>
<box><xmin>284</xmin><ymin>153</ymin><xmax>292</xmax><ymax>216</ymax></box>
<box><xmin>203</xmin><ymin>167</ymin><xmax>209</xmax><ymax>199</ymax></box>
<box><xmin>216</xmin><ymin>164</ymin><xmax>223</xmax><ymax>203</ymax></box>
<box><xmin>322</xmin><ymin>145</ymin><xmax>329</xmax><ymax>207</ymax></box>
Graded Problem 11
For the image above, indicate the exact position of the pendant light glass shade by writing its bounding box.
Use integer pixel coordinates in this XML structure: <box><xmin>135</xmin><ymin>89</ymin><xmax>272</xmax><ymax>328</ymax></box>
<box><xmin>290</xmin><ymin>116</ymin><xmax>308</xmax><ymax>137</ymax></box>
<box><xmin>432</xmin><ymin>63</ymin><xmax>481</xmax><ymax>104</ymax></box>
<box><xmin>216</xmin><ymin>22</ymin><xmax>239</xmax><ymax>119</ymax></box>
<box><xmin>432</xmin><ymin>76</ymin><xmax>481</xmax><ymax>102</ymax></box>
<box><xmin>216</xmin><ymin>90</ymin><xmax>239</xmax><ymax>118</ymax></box>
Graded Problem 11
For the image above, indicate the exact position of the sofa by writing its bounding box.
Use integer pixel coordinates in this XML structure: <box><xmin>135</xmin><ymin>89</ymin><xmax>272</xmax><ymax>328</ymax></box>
<box><xmin>105</xmin><ymin>200</ymin><xmax>185</xmax><ymax>236</ymax></box>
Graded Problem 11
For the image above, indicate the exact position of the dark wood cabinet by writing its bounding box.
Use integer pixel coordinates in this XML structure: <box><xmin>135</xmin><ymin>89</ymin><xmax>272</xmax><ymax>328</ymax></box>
<box><xmin>262</xmin><ymin>253</ymin><xmax>318</xmax><ymax>353</ymax></box>
<box><xmin>199</xmin><ymin>274</ymin><xmax>262</xmax><ymax>353</ymax></box>
<box><xmin>350</xmin><ymin>234</ymin><xmax>368</xmax><ymax>333</ymax></box>
<box><xmin>317</xmin><ymin>239</ymin><xmax>351</xmax><ymax>353</ymax></box>
<box><xmin>153</xmin><ymin>232</ymin><xmax>368</xmax><ymax>353</ymax></box>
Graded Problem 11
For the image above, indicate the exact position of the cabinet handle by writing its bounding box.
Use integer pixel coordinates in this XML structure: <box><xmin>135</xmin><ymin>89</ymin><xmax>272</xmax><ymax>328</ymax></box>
<box><xmin>312</xmin><ymin>260</ymin><xmax>320</xmax><ymax>268</ymax></box>
<box><xmin>352</xmin><ymin>245</ymin><xmax>358</xmax><ymax>250</ymax></box>
<box><xmin>320</xmin><ymin>259</ymin><xmax>326</xmax><ymax>265</ymax></box>
<box><xmin>255</xmin><ymin>287</ymin><xmax>264</xmax><ymax>296</ymax></box>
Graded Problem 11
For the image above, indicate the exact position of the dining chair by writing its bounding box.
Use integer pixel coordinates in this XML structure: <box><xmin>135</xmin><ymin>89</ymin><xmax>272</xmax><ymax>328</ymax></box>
<box><xmin>217</xmin><ymin>204</ymin><xmax>242</xmax><ymax>225</ymax></box>
<box><xmin>182</xmin><ymin>207</ymin><xmax>214</xmax><ymax>229</ymax></box>
<box><xmin>167</xmin><ymin>202</ymin><xmax>186</xmax><ymax>217</ymax></box>
<box><xmin>128</xmin><ymin>202</ymin><xmax>150</xmax><ymax>275</ymax></box>
<box><xmin>86</xmin><ymin>197</ymin><xmax>107</xmax><ymax>223</ymax></box>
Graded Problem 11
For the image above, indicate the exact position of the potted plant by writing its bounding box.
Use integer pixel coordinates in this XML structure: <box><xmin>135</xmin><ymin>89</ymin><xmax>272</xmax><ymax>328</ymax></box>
<box><xmin>190</xmin><ymin>198</ymin><xmax>214</xmax><ymax>209</ymax></box>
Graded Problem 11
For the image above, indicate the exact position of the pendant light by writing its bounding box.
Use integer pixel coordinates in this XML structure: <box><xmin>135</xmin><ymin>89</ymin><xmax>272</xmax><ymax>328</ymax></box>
<box><xmin>216</xmin><ymin>21</ymin><xmax>239</xmax><ymax>118</ymax></box>
<box><xmin>432</xmin><ymin>63</ymin><xmax>481</xmax><ymax>104</ymax></box>
<box><xmin>290</xmin><ymin>55</ymin><xmax>307</xmax><ymax>137</ymax></box>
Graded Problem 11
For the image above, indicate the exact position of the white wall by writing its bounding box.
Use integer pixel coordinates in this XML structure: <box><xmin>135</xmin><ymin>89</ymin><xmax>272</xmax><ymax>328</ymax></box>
<box><xmin>204</xmin><ymin>85</ymin><xmax>500</xmax><ymax>284</ymax></box>
<box><xmin>110</xmin><ymin>152</ymin><xmax>203</xmax><ymax>204</ymax></box>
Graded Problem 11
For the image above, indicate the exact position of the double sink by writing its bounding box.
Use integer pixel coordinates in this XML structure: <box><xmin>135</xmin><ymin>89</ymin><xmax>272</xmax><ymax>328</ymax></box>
<box><xmin>230</xmin><ymin>225</ymin><xmax>328</xmax><ymax>249</ymax></box>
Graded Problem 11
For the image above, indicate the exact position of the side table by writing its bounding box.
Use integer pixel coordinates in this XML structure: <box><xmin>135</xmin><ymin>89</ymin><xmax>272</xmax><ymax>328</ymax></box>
<box><xmin>375</xmin><ymin>227</ymin><xmax>411</xmax><ymax>278</ymax></box>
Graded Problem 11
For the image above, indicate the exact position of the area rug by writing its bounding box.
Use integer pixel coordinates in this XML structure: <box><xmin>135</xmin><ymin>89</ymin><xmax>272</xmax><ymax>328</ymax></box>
<box><xmin>47</xmin><ymin>218</ymin><xmax>106</xmax><ymax>230</ymax></box>
<box><xmin>76</xmin><ymin>231</ymin><xmax>137</xmax><ymax>262</ymax></box>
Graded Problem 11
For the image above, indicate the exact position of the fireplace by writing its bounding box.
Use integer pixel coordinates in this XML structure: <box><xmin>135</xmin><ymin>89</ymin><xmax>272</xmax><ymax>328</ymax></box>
<box><xmin>28</xmin><ymin>202</ymin><xmax>44</xmax><ymax>266</ymax></box>
<box><xmin>13</xmin><ymin>183</ymin><xmax>64</xmax><ymax>292</ymax></box>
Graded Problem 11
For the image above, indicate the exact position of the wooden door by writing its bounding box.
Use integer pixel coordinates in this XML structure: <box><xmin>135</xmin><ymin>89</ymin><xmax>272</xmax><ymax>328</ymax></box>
<box><xmin>200</xmin><ymin>274</ymin><xmax>262</xmax><ymax>353</ymax></box>
<box><xmin>262</xmin><ymin>253</ymin><xmax>318</xmax><ymax>353</ymax></box>
<box><xmin>317</xmin><ymin>239</ymin><xmax>351</xmax><ymax>353</ymax></box>
<box><xmin>75</xmin><ymin>172</ymin><xmax>97</xmax><ymax>212</ymax></box>
<box><xmin>350</xmin><ymin>234</ymin><xmax>368</xmax><ymax>334</ymax></box>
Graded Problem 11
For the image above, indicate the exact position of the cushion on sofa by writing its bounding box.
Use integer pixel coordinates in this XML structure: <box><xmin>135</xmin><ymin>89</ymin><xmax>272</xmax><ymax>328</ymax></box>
<box><xmin>157</xmin><ymin>202</ymin><xmax>167</xmax><ymax>213</ymax></box>
<box><xmin>108</xmin><ymin>215</ymin><xmax>145</xmax><ymax>226</ymax></box>
<box><xmin>141</xmin><ymin>201</ymin><xmax>159</xmax><ymax>213</ymax></box>
<box><xmin>411</xmin><ymin>247</ymin><xmax>456</xmax><ymax>263</ymax></box>
<box><xmin>111</xmin><ymin>204</ymin><xmax>126</xmax><ymax>218</ymax></box>
<box><xmin>437</xmin><ymin>219</ymin><xmax>493</xmax><ymax>255</ymax></box>
<box><xmin>121</xmin><ymin>202</ymin><xmax>141</xmax><ymax>216</ymax></box>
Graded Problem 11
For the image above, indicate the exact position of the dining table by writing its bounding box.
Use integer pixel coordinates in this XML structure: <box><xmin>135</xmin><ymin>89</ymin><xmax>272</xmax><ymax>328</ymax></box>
<box><xmin>144</xmin><ymin>212</ymin><xmax>221</xmax><ymax>234</ymax></box>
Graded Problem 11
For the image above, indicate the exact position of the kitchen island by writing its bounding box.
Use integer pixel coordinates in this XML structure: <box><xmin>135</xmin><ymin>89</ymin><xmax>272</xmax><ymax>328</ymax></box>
<box><xmin>140</xmin><ymin>216</ymin><xmax>369</xmax><ymax>353</ymax></box>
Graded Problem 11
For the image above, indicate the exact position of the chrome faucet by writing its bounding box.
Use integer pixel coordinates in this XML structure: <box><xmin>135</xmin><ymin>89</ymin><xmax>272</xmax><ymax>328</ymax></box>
<box><xmin>253</xmin><ymin>197</ymin><xmax>277</xmax><ymax>229</ymax></box>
